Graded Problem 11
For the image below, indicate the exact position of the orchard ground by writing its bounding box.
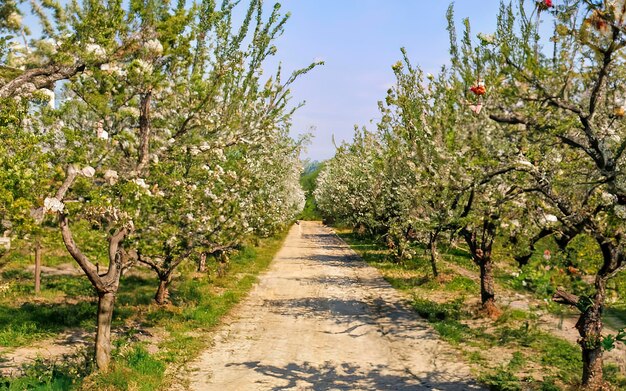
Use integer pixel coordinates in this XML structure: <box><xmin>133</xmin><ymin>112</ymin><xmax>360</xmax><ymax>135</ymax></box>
<box><xmin>2</xmin><ymin>221</ymin><xmax>626</xmax><ymax>389</ymax></box>
<box><xmin>187</xmin><ymin>221</ymin><xmax>480</xmax><ymax>390</ymax></box>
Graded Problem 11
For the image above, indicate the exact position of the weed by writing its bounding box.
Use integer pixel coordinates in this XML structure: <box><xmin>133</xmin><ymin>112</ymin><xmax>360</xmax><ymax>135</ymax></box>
<box><xmin>479</xmin><ymin>366</ymin><xmax>521</xmax><ymax>391</ymax></box>
<box><xmin>444</xmin><ymin>275</ymin><xmax>477</xmax><ymax>293</ymax></box>
<box><xmin>412</xmin><ymin>298</ymin><xmax>463</xmax><ymax>322</ymax></box>
<box><xmin>604</xmin><ymin>363</ymin><xmax>626</xmax><ymax>388</ymax></box>
<box><xmin>507</xmin><ymin>352</ymin><xmax>525</xmax><ymax>370</ymax></box>
<box><xmin>0</xmin><ymin>350</ymin><xmax>92</xmax><ymax>390</ymax></box>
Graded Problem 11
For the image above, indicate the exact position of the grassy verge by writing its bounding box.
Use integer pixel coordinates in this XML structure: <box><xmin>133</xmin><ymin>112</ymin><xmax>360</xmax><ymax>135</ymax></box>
<box><xmin>0</xmin><ymin>230</ymin><xmax>288</xmax><ymax>390</ymax></box>
<box><xmin>336</xmin><ymin>228</ymin><xmax>626</xmax><ymax>390</ymax></box>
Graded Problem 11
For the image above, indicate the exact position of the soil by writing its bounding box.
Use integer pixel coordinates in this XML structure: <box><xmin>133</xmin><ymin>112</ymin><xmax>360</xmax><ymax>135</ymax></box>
<box><xmin>0</xmin><ymin>328</ymin><xmax>91</xmax><ymax>377</ymax></box>
<box><xmin>442</xmin><ymin>259</ymin><xmax>626</xmax><ymax>372</ymax></box>
<box><xmin>187</xmin><ymin>221</ymin><xmax>483</xmax><ymax>390</ymax></box>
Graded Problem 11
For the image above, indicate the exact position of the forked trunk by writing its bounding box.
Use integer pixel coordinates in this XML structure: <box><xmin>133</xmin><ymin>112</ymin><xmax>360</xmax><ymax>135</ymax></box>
<box><xmin>59</xmin><ymin>210</ymin><xmax>129</xmax><ymax>372</ymax></box>
<box><xmin>552</xmin><ymin>243</ymin><xmax>624</xmax><ymax>389</ymax></box>
<box><xmin>95</xmin><ymin>291</ymin><xmax>116</xmax><ymax>372</ymax></box>
<box><xmin>56</xmin><ymin>167</ymin><xmax>131</xmax><ymax>372</ymax></box>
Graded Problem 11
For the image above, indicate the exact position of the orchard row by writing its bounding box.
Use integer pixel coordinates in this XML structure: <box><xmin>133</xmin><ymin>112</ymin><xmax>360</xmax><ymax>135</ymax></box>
<box><xmin>0</xmin><ymin>0</ymin><xmax>313</xmax><ymax>372</ymax></box>
<box><xmin>315</xmin><ymin>1</ymin><xmax>626</xmax><ymax>389</ymax></box>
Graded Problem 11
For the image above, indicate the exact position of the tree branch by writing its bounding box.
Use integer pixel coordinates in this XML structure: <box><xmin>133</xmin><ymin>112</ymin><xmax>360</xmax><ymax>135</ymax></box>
<box><xmin>0</xmin><ymin>62</ymin><xmax>86</xmax><ymax>98</ymax></box>
<box><xmin>59</xmin><ymin>213</ymin><xmax>103</xmax><ymax>291</ymax></box>
<box><xmin>105</xmin><ymin>227</ymin><xmax>128</xmax><ymax>281</ymax></box>
<box><xmin>55</xmin><ymin>166</ymin><xmax>79</xmax><ymax>200</ymax></box>
<box><xmin>136</xmin><ymin>91</ymin><xmax>152</xmax><ymax>174</ymax></box>
<box><xmin>552</xmin><ymin>289</ymin><xmax>582</xmax><ymax>310</ymax></box>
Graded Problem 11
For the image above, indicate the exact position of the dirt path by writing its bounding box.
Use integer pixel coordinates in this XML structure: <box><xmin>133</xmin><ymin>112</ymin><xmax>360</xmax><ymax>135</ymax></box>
<box><xmin>188</xmin><ymin>221</ymin><xmax>482</xmax><ymax>390</ymax></box>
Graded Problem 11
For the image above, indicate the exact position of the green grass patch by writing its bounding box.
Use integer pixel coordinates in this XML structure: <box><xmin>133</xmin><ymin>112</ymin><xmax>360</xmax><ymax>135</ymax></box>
<box><xmin>0</xmin><ymin>301</ymin><xmax>96</xmax><ymax>347</ymax></box>
<box><xmin>604</xmin><ymin>363</ymin><xmax>626</xmax><ymax>388</ymax></box>
<box><xmin>479</xmin><ymin>366</ymin><xmax>522</xmax><ymax>391</ymax></box>
<box><xmin>87</xmin><ymin>346</ymin><xmax>165</xmax><ymax>391</ymax></box>
<box><xmin>444</xmin><ymin>275</ymin><xmax>478</xmax><ymax>293</ymax></box>
<box><xmin>1</xmin><ymin>229</ymin><xmax>289</xmax><ymax>390</ymax></box>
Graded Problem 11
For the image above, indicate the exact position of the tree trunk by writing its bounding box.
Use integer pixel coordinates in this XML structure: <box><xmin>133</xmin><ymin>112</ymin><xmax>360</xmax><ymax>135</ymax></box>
<box><xmin>479</xmin><ymin>254</ymin><xmax>499</xmax><ymax>317</ymax></box>
<box><xmin>55</xmin><ymin>169</ymin><xmax>131</xmax><ymax>373</ymax></box>
<box><xmin>553</xmin><ymin>246</ymin><xmax>621</xmax><ymax>389</ymax></box>
<box><xmin>578</xmin><ymin>278</ymin><xmax>608</xmax><ymax>390</ymax></box>
<box><xmin>95</xmin><ymin>291</ymin><xmax>116</xmax><ymax>372</ymax></box>
<box><xmin>514</xmin><ymin>253</ymin><xmax>532</xmax><ymax>268</ymax></box>
<box><xmin>34</xmin><ymin>241</ymin><xmax>42</xmax><ymax>294</ymax></box>
<box><xmin>428</xmin><ymin>231</ymin><xmax>439</xmax><ymax>278</ymax></box>
<box><xmin>461</xmin><ymin>218</ymin><xmax>500</xmax><ymax>318</ymax></box>
<box><xmin>197</xmin><ymin>252</ymin><xmax>207</xmax><ymax>273</ymax></box>
<box><xmin>154</xmin><ymin>276</ymin><xmax>170</xmax><ymax>305</ymax></box>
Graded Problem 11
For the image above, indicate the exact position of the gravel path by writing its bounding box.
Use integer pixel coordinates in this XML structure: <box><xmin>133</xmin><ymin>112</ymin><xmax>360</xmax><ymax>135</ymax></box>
<box><xmin>187</xmin><ymin>221</ymin><xmax>482</xmax><ymax>390</ymax></box>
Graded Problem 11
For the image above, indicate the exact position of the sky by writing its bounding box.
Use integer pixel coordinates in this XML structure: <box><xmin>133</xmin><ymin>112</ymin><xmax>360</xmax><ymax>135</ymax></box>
<box><xmin>17</xmin><ymin>0</ymin><xmax>508</xmax><ymax>162</ymax></box>
<box><xmin>261</xmin><ymin>1</ymin><xmax>503</xmax><ymax>161</ymax></box>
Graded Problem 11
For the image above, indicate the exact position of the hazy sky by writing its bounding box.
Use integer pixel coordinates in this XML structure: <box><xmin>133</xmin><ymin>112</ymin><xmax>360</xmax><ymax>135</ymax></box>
<box><xmin>264</xmin><ymin>1</ymin><xmax>503</xmax><ymax>161</ymax></box>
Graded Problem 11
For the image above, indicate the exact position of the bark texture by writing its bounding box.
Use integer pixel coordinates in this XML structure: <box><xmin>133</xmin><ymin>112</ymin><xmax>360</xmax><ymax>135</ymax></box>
<box><xmin>95</xmin><ymin>292</ymin><xmax>116</xmax><ymax>371</ymax></box>
<box><xmin>34</xmin><ymin>242</ymin><xmax>42</xmax><ymax>294</ymax></box>
<box><xmin>428</xmin><ymin>231</ymin><xmax>439</xmax><ymax>278</ymax></box>
<box><xmin>154</xmin><ymin>275</ymin><xmax>171</xmax><ymax>305</ymax></box>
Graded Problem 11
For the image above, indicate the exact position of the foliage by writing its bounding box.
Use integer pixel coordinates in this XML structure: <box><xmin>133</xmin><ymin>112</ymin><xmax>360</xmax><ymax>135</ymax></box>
<box><xmin>0</xmin><ymin>0</ymin><xmax>314</xmax><ymax>377</ymax></box>
<box><xmin>298</xmin><ymin>160</ymin><xmax>324</xmax><ymax>221</ymax></box>
<box><xmin>317</xmin><ymin>0</ymin><xmax>626</xmax><ymax>386</ymax></box>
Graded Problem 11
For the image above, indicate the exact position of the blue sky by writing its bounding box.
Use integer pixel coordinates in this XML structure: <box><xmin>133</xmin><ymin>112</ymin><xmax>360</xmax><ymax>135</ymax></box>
<box><xmin>264</xmin><ymin>1</ymin><xmax>503</xmax><ymax>161</ymax></box>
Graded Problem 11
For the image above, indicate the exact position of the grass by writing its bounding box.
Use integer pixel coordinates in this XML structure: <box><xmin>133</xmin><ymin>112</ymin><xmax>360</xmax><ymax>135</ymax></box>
<box><xmin>0</xmin><ymin>229</ymin><xmax>289</xmax><ymax>390</ymax></box>
<box><xmin>86</xmin><ymin>232</ymin><xmax>287</xmax><ymax>390</ymax></box>
<box><xmin>0</xmin><ymin>301</ymin><xmax>96</xmax><ymax>347</ymax></box>
<box><xmin>337</xmin><ymin>229</ymin><xmax>592</xmax><ymax>390</ymax></box>
<box><xmin>0</xmin><ymin>357</ymin><xmax>84</xmax><ymax>391</ymax></box>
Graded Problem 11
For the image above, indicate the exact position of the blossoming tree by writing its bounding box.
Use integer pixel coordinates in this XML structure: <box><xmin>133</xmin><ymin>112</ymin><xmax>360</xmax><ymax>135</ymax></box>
<box><xmin>480</xmin><ymin>1</ymin><xmax>626</xmax><ymax>387</ymax></box>
<box><xmin>3</xmin><ymin>0</ymin><xmax>313</xmax><ymax>372</ymax></box>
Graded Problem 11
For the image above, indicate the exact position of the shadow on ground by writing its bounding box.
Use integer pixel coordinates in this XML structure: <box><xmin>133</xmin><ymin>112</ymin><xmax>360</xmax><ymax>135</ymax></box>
<box><xmin>262</xmin><ymin>296</ymin><xmax>435</xmax><ymax>342</ymax></box>
<box><xmin>226</xmin><ymin>360</ymin><xmax>483</xmax><ymax>390</ymax></box>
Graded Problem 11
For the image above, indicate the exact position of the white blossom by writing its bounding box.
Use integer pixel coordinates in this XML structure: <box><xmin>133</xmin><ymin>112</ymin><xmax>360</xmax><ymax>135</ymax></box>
<box><xmin>132</xmin><ymin>178</ymin><xmax>150</xmax><ymax>190</ymax></box>
<box><xmin>133</xmin><ymin>59</ymin><xmax>153</xmax><ymax>76</ymax></box>
<box><xmin>81</xmin><ymin>166</ymin><xmax>96</xmax><ymax>178</ymax></box>
<box><xmin>144</xmin><ymin>39</ymin><xmax>164</xmax><ymax>55</ymax></box>
<box><xmin>86</xmin><ymin>43</ymin><xmax>106</xmax><ymax>60</ymax></box>
<box><xmin>104</xmin><ymin>170</ymin><xmax>119</xmax><ymax>185</ymax></box>
<box><xmin>97</xmin><ymin>129</ymin><xmax>109</xmax><ymax>140</ymax></box>
<box><xmin>601</xmin><ymin>191</ymin><xmax>617</xmax><ymax>206</ymax></box>
<box><xmin>7</xmin><ymin>12</ymin><xmax>22</xmax><ymax>29</ymax></box>
<box><xmin>39</xmin><ymin>89</ymin><xmax>55</xmax><ymax>108</ymax></box>
<box><xmin>44</xmin><ymin>197</ymin><xmax>64</xmax><ymax>213</ymax></box>
<box><xmin>119</xmin><ymin>107</ymin><xmax>140</xmax><ymax>118</ymax></box>
<box><xmin>477</xmin><ymin>33</ymin><xmax>495</xmax><ymax>45</ymax></box>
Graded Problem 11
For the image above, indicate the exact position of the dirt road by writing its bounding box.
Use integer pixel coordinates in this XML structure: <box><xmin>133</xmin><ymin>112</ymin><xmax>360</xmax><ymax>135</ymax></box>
<box><xmin>188</xmin><ymin>221</ymin><xmax>482</xmax><ymax>390</ymax></box>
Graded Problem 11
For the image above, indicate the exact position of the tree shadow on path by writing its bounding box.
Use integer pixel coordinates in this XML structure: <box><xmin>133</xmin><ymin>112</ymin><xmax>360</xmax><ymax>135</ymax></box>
<box><xmin>227</xmin><ymin>360</ymin><xmax>484</xmax><ymax>390</ymax></box>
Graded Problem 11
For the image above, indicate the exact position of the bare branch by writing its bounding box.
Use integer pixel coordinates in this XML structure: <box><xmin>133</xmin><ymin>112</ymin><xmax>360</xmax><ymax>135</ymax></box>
<box><xmin>489</xmin><ymin>113</ymin><xmax>528</xmax><ymax>125</ymax></box>
<box><xmin>136</xmin><ymin>91</ymin><xmax>152</xmax><ymax>174</ymax></box>
<box><xmin>552</xmin><ymin>289</ymin><xmax>582</xmax><ymax>310</ymax></box>
<box><xmin>59</xmin><ymin>213</ymin><xmax>103</xmax><ymax>291</ymax></box>
<box><xmin>0</xmin><ymin>62</ymin><xmax>86</xmax><ymax>98</ymax></box>
<box><xmin>105</xmin><ymin>227</ymin><xmax>128</xmax><ymax>280</ymax></box>
<box><xmin>55</xmin><ymin>166</ymin><xmax>79</xmax><ymax>200</ymax></box>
